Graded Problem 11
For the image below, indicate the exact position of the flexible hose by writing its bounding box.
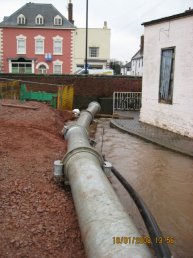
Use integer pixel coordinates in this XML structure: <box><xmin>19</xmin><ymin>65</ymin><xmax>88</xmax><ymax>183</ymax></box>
<box><xmin>110</xmin><ymin>165</ymin><xmax>172</xmax><ymax>258</ymax></box>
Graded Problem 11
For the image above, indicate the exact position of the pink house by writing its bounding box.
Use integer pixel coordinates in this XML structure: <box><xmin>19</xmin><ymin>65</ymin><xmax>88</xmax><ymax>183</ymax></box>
<box><xmin>0</xmin><ymin>2</ymin><xmax>75</xmax><ymax>74</ymax></box>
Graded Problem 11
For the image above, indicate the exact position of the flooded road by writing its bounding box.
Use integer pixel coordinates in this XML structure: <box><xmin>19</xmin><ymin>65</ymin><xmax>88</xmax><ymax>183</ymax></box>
<box><xmin>95</xmin><ymin>119</ymin><xmax>193</xmax><ymax>258</ymax></box>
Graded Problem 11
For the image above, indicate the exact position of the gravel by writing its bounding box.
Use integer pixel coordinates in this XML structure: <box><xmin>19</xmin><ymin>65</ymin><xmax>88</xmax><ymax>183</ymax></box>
<box><xmin>0</xmin><ymin>100</ymin><xmax>86</xmax><ymax>258</ymax></box>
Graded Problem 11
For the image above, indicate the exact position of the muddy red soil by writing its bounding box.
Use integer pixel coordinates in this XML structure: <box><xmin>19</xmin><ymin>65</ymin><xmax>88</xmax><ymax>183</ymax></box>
<box><xmin>0</xmin><ymin>100</ymin><xmax>86</xmax><ymax>258</ymax></box>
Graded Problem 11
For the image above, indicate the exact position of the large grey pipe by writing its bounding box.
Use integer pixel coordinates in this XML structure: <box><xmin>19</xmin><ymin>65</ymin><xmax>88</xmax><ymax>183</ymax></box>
<box><xmin>62</xmin><ymin>102</ymin><xmax>152</xmax><ymax>258</ymax></box>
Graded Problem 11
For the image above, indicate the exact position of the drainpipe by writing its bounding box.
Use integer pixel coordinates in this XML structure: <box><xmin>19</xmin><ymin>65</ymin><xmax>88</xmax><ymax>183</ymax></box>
<box><xmin>62</xmin><ymin>102</ymin><xmax>152</xmax><ymax>258</ymax></box>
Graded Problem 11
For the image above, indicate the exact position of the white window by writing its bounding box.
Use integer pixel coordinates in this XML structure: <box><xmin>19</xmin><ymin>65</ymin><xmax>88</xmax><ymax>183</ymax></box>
<box><xmin>54</xmin><ymin>15</ymin><xmax>62</xmax><ymax>25</ymax></box>
<box><xmin>36</xmin><ymin>62</ymin><xmax>49</xmax><ymax>74</ymax></box>
<box><xmin>38</xmin><ymin>65</ymin><xmax>47</xmax><ymax>74</ymax></box>
<box><xmin>53</xmin><ymin>36</ymin><xmax>63</xmax><ymax>55</ymax></box>
<box><xmin>35</xmin><ymin>14</ymin><xmax>44</xmax><ymax>25</ymax></box>
<box><xmin>17</xmin><ymin>14</ymin><xmax>26</xmax><ymax>25</ymax></box>
<box><xmin>89</xmin><ymin>47</ymin><xmax>99</xmax><ymax>57</ymax></box>
<box><xmin>16</xmin><ymin>35</ymin><xmax>26</xmax><ymax>54</ymax></box>
<box><xmin>34</xmin><ymin>35</ymin><xmax>45</xmax><ymax>54</ymax></box>
<box><xmin>53</xmin><ymin>60</ymin><xmax>63</xmax><ymax>74</ymax></box>
<box><xmin>10</xmin><ymin>58</ymin><xmax>33</xmax><ymax>74</ymax></box>
<box><xmin>11</xmin><ymin>62</ymin><xmax>32</xmax><ymax>73</ymax></box>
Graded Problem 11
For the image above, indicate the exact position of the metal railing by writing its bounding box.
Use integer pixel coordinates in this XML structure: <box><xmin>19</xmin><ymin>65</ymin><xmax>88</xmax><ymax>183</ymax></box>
<box><xmin>113</xmin><ymin>91</ymin><xmax>142</xmax><ymax>113</ymax></box>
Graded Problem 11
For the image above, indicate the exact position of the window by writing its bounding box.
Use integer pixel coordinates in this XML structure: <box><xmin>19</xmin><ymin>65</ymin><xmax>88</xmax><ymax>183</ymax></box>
<box><xmin>35</xmin><ymin>39</ymin><xmax>44</xmax><ymax>54</ymax></box>
<box><xmin>89</xmin><ymin>47</ymin><xmax>99</xmax><ymax>57</ymax></box>
<box><xmin>16</xmin><ymin>35</ymin><xmax>26</xmax><ymax>54</ymax></box>
<box><xmin>38</xmin><ymin>64</ymin><xmax>47</xmax><ymax>74</ymax></box>
<box><xmin>35</xmin><ymin>14</ymin><xmax>44</xmax><ymax>25</ymax></box>
<box><xmin>11</xmin><ymin>62</ymin><xmax>32</xmax><ymax>74</ymax></box>
<box><xmin>53</xmin><ymin>60</ymin><xmax>63</xmax><ymax>74</ymax></box>
<box><xmin>54</xmin><ymin>15</ymin><xmax>62</xmax><ymax>25</ymax></box>
<box><xmin>53</xmin><ymin>36</ymin><xmax>63</xmax><ymax>55</ymax></box>
<box><xmin>159</xmin><ymin>48</ymin><xmax>175</xmax><ymax>104</ymax></box>
<box><xmin>18</xmin><ymin>39</ymin><xmax>25</xmax><ymax>53</ymax></box>
<box><xmin>34</xmin><ymin>35</ymin><xmax>45</xmax><ymax>54</ymax></box>
<box><xmin>17</xmin><ymin>14</ymin><xmax>26</xmax><ymax>25</ymax></box>
<box><xmin>54</xmin><ymin>64</ymin><xmax>62</xmax><ymax>74</ymax></box>
<box><xmin>36</xmin><ymin>62</ymin><xmax>49</xmax><ymax>74</ymax></box>
<box><xmin>38</xmin><ymin>65</ymin><xmax>46</xmax><ymax>74</ymax></box>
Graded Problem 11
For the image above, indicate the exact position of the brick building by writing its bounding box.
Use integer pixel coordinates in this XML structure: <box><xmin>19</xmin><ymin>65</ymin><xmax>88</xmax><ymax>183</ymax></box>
<box><xmin>0</xmin><ymin>2</ymin><xmax>75</xmax><ymax>74</ymax></box>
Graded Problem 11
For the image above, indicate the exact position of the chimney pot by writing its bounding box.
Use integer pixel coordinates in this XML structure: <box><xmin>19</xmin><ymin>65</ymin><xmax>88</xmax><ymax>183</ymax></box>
<box><xmin>103</xmin><ymin>21</ymin><xmax>107</xmax><ymax>29</ymax></box>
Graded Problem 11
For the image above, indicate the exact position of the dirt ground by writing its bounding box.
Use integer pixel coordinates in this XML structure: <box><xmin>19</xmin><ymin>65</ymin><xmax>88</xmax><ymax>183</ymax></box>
<box><xmin>0</xmin><ymin>100</ymin><xmax>86</xmax><ymax>258</ymax></box>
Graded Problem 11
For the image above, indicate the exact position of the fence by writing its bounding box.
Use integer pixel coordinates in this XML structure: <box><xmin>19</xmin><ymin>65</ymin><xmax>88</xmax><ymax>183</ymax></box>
<box><xmin>113</xmin><ymin>92</ymin><xmax>142</xmax><ymax>113</ymax></box>
<box><xmin>0</xmin><ymin>79</ymin><xmax>74</xmax><ymax>110</ymax></box>
<box><xmin>57</xmin><ymin>85</ymin><xmax>74</xmax><ymax>110</ymax></box>
<box><xmin>0</xmin><ymin>80</ymin><xmax>20</xmax><ymax>99</ymax></box>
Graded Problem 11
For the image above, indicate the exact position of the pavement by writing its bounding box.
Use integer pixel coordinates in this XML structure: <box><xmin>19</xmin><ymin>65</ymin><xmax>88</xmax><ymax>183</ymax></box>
<box><xmin>110</xmin><ymin>111</ymin><xmax>193</xmax><ymax>158</ymax></box>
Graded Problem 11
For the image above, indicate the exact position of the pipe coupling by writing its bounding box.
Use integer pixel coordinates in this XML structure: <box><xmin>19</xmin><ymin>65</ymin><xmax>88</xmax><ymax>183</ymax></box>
<box><xmin>62</xmin><ymin>146</ymin><xmax>104</xmax><ymax>182</ymax></box>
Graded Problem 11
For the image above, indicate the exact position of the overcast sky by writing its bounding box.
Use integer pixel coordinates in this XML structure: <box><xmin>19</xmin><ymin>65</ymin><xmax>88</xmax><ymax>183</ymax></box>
<box><xmin>0</xmin><ymin>0</ymin><xmax>193</xmax><ymax>62</ymax></box>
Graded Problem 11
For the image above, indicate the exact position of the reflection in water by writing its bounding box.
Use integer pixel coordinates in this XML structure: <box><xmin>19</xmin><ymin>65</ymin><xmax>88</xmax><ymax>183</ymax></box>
<box><xmin>95</xmin><ymin>119</ymin><xmax>193</xmax><ymax>258</ymax></box>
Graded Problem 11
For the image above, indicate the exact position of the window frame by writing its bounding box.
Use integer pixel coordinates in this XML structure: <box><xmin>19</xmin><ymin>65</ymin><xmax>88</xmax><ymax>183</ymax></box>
<box><xmin>53</xmin><ymin>36</ymin><xmax>63</xmax><ymax>55</ymax></box>
<box><xmin>16</xmin><ymin>34</ymin><xmax>26</xmax><ymax>54</ymax></box>
<box><xmin>89</xmin><ymin>47</ymin><xmax>99</xmax><ymax>58</ymax></box>
<box><xmin>11</xmin><ymin>62</ymin><xmax>32</xmax><ymax>74</ymax></box>
<box><xmin>53</xmin><ymin>60</ymin><xmax>63</xmax><ymax>74</ymax></box>
<box><xmin>35</xmin><ymin>14</ymin><xmax>44</xmax><ymax>25</ymax></box>
<box><xmin>34</xmin><ymin>35</ymin><xmax>45</xmax><ymax>54</ymax></box>
<box><xmin>54</xmin><ymin>15</ymin><xmax>63</xmax><ymax>26</ymax></box>
<box><xmin>159</xmin><ymin>47</ymin><xmax>175</xmax><ymax>104</ymax></box>
<box><xmin>17</xmin><ymin>14</ymin><xmax>26</xmax><ymax>25</ymax></box>
<box><xmin>38</xmin><ymin>64</ymin><xmax>47</xmax><ymax>74</ymax></box>
<box><xmin>36</xmin><ymin>62</ymin><xmax>49</xmax><ymax>74</ymax></box>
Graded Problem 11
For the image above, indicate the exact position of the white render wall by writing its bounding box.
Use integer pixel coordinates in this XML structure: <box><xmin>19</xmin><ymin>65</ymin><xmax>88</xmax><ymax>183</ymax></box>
<box><xmin>121</xmin><ymin>67</ymin><xmax>132</xmax><ymax>76</ymax></box>
<box><xmin>73</xmin><ymin>27</ymin><xmax>110</xmax><ymax>71</ymax></box>
<box><xmin>140</xmin><ymin>15</ymin><xmax>193</xmax><ymax>138</ymax></box>
<box><xmin>131</xmin><ymin>58</ymin><xmax>143</xmax><ymax>76</ymax></box>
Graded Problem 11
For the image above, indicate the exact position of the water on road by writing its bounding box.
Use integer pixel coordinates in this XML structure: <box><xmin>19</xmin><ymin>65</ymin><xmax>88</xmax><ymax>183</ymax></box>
<box><xmin>95</xmin><ymin>119</ymin><xmax>193</xmax><ymax>258</ymax></box>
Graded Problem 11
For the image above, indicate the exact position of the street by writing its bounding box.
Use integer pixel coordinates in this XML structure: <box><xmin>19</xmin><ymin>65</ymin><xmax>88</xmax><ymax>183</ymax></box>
<box><xmin>95</xmin><ymin>118</ymin><xmax>193</xmax><ymax>258</ymax></box>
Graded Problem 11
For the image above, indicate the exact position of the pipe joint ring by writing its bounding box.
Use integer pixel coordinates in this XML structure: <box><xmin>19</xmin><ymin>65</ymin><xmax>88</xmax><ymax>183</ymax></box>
<box><xmin>62</xmin><ymin>146</ymin><xmax>104</xmax><ymax>181</ymax></box>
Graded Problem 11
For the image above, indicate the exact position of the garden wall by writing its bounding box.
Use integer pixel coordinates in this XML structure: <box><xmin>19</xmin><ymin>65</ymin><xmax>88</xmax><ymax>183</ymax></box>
<box><xmin>0</xmin><ymin>74</ymin><xmax>142</xmax><ymax>112</ymax></box>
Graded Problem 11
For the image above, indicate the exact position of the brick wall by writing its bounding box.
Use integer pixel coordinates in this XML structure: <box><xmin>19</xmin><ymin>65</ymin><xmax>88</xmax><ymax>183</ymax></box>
<box><xmin>0</xmin><ymin>74</ymin><xmax>142</xmax><ymax>111</ymax></box>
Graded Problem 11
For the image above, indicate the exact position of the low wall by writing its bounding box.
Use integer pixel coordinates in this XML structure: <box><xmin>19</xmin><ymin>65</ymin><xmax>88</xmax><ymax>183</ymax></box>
<box><xmin>0</xmin><ymin>74</ymin><xmax>142</xmax><ymax>111</ymax></box>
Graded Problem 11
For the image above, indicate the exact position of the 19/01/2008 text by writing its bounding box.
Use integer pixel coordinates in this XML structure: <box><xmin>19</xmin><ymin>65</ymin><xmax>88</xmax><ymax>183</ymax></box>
<box><xmin>112</xmin><ymin>236</ymin><xmax>174</xmax><ymax>245</ymax></box>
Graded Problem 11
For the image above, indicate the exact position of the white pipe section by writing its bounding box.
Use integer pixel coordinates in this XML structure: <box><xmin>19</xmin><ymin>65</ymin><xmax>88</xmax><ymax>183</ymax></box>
<box><xmin>76</xmin><ymin>101</ymin><xmax>101</xmax><ymax>131</ymax></box>
<box><xmin>63</xmin><ymin>102</ymin><xmax>152</xmax><ymax>258</ymax></box>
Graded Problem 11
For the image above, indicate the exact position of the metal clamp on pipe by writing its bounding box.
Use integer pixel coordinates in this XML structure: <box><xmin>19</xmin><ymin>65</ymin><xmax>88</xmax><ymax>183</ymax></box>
<box><xmin>63</xmin><ymin>146</ymin><xmax>103</xmax><ymax>182</ymax></box>
<box><xmin>103</xmin><ymin>161</ymin><xmax>112</xmax><ymax>178</ymax></box>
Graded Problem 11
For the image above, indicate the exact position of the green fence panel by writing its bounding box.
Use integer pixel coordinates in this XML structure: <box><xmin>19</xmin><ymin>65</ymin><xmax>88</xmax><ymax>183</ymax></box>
<box><xmin>20</xmin><ymin>84</ymin><xmax>57</xmax><ymax>108</ymax></box>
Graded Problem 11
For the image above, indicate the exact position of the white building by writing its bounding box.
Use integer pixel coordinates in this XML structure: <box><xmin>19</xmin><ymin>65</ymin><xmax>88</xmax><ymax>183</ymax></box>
<box><xmin>121</xmin><ymin>36</ymin><xmax>144</xmax><ymax>77</ymax></box>
<box><xmin>140</xmin><ymin>9</ymin><xmax>193</xmax><ymax>138</ymax></box>
<box><xmin>121</xmin><ymin>61</ymin><xmax>131</xmax><ymax>76</ymax></box>
<box><xmin>130</xmin><ymin>35</ymin><xmax>144</xmax><ymax>77</ymax></box>
<box><xmin>73</xmin><ymin>22</ymin><xmax>111</xmax><ymax>72</ymax></box>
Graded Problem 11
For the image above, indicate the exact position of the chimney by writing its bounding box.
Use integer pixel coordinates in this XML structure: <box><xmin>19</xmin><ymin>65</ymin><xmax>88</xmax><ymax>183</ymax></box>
<box><xmin>140</xmin><ymin>35</ymin><xmax>144</xmax><ymax>54</ymax></box>
<box><xmin>103</xmin><ymin>21</ymin><xmax>108</xmax><ymax>29</ymax></box>
<box><xmin>68</xmin><ymin>0</ymin><xmax>74</xmax><ymax>24</ymax></box>
<box><xmin>185</xmin><ymin>7</ymin><xmax>192</xmax><ymax>12</ymax></box>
